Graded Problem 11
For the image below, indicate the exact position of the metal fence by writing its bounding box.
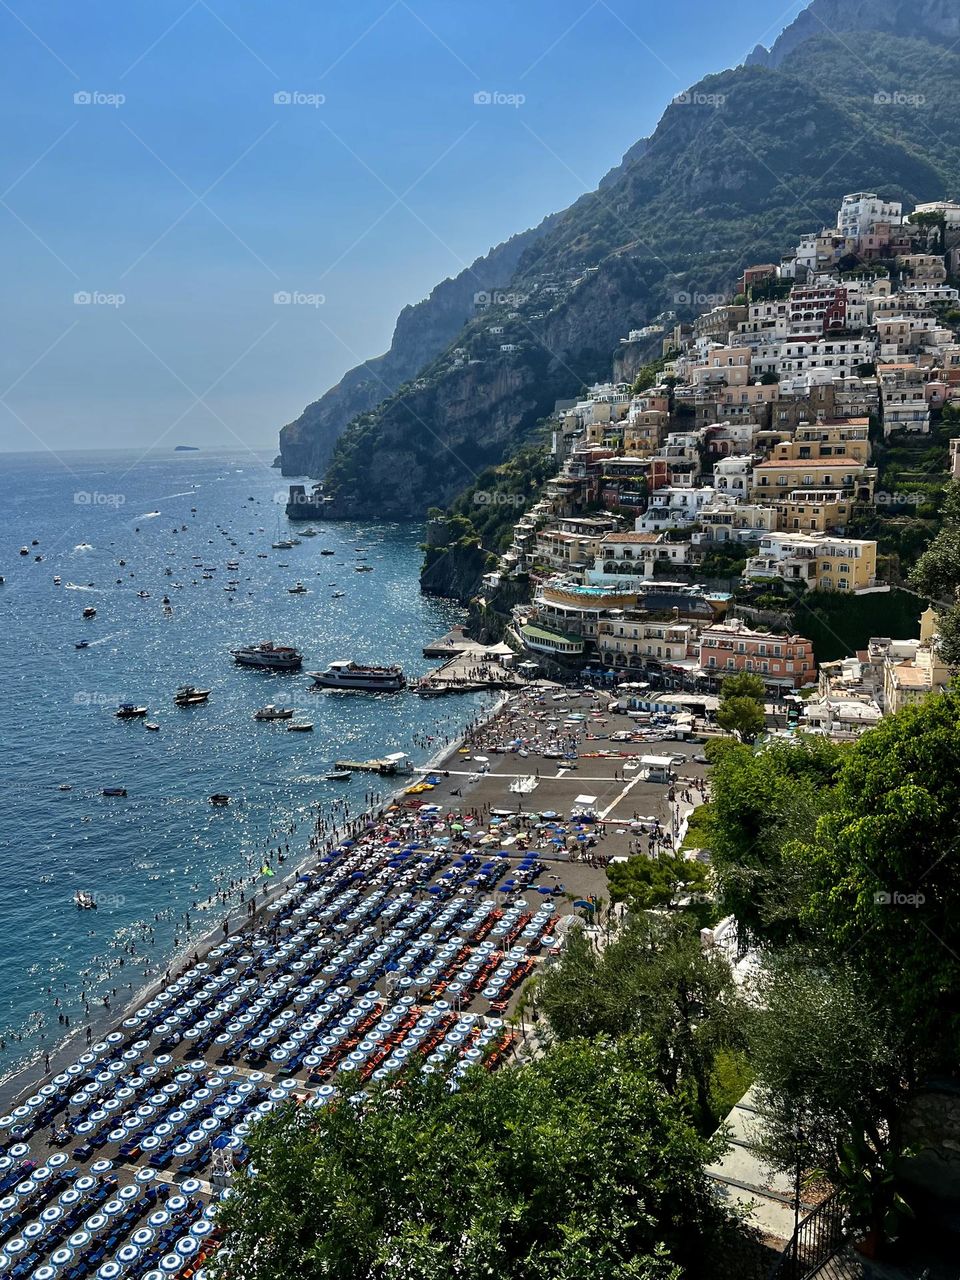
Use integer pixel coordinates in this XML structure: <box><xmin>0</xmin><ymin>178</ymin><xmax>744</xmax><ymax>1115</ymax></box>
<box><xmin>768</xmin><ymin>1193</ymin><xmax>851</xmax><ymax>1280</ymax></box>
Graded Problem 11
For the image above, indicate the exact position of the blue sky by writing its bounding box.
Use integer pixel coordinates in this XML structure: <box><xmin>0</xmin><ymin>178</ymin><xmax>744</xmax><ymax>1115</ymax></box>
<box><xmin>0</xmin><ymin>0</ymin><xmax>802</xmax><ymax>455</ymax></box>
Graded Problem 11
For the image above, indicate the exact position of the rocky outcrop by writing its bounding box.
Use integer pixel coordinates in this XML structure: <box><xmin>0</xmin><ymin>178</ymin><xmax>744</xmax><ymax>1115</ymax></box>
<box><xmin>278</xmin><ymin>216</ymin><xmax>558</xmax><ymax>477</ymax></box>
<box><xmin>746</xmin><ymin>0</ymin><xmax>960</xmax><ymax>67</ymax></box>
<box><xmin>419</xmin><ymin>518</ymin><xmax>490</xmax><ymax>604</ymax></box>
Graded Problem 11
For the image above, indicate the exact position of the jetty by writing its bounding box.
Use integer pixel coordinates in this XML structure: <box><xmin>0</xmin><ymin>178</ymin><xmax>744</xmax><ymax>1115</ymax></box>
<box><xmin>416</xmin><ymin>643</ymin><xmax>524</xmax><ymax>696</ymax></box>
<box><xmin>333</xmin><ymin>751</ymin><xmax>413</xmax><ymax>775</ymax></box>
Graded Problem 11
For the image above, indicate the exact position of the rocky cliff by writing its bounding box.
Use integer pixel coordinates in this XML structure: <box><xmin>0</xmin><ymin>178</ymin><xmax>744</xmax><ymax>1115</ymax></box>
<box><xmin>746</xmin><ymin>0</ymin><xmax>960</xmax><ymax>67</ymax></box>
<box><xmin>278</xmin><ymin>216</ymin><xmax>557</xmax><ymax>477</ymax></box>
<box><xmin>280</xmin><ymin>0</ymin><xmax>960</xmax><ymax>519</ymax></box>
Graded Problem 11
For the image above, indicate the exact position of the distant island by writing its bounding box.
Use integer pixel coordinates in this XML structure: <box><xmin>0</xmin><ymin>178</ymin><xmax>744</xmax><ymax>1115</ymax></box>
<box><xmin>174</xmin><ymin>445</ymin><xmax>199</xmax><ymax>452</ymax></box>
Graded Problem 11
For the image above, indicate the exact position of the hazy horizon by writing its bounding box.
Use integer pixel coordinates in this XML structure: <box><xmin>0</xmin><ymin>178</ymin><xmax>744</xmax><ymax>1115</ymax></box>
<box><xmin>1</xmin><ymin>0</ymin><xmax>797</xmax><ymax>462</ymax></box>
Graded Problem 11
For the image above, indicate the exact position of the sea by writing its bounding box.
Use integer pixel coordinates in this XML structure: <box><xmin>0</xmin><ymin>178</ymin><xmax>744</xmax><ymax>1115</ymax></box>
<box><xmin>0</xmin><ymin>448</ymin><xmax>495</xmax><ymax>1093</ymax></box>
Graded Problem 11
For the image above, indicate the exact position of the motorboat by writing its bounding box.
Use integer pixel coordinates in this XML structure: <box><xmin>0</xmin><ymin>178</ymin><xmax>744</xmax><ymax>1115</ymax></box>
<box><xmin>53</xmin><ymin>576</ymin><xmax>61</xmax><ymax>586</ymax></box>
<box><xmin>115</xmin><ymin>704</ymin><xmax>148</xmax><ymax>719</ymax></box>
<box><xmin>287</xmin><ymin>720</ymin><xmax>314</xmax><ymax>732</ymax></box>
<box><xmin>325</xmin><ymin>770</ymin><xmax>352</xmax><ymax>781</ymax></box>
<box><xmin>19</xmin><ymin>546</ymin><xmax>28</xmax><ymax>556</ymax></box>
<box><xmin>174</xmin><ymin>685</ymin><xmax>211</xmax><ymax>706</ymax></box>
<box><xmin>271</xmin><ymin>539</ymin><xmax>295</xmax><ymax>550</ymax></box>
<box><xmin>83</xmin><ymin>606</ymin><xmax>97</xmax><ymax>619</ymax></box>
<box><xmin>309</xmin><ymin>660</ymin><xmax>405</xmax><ymax>692</ymax></box>
<box><xmin>102</xmin><ymin>787</ymin><xmax>127</xmax><ymax>797</ymax></box>
<box><xmin>75</xmin><ymin>640</ymin><xmax>90</xmax><ymax>649</ymax></box>
<box><xmin>254</xmin><ymin>704</ymin><xmax>294</xmax><ymax>721</ymax></box>
<box><xmin>320</xmin><ymin>549</ymin><xmax>335</xmax><ymax>555</ymax></box>
<box><xmin>209</xmin><ymin>793</ymin><xmax>230</xmax><ymax>806</ymax></box>
<box><xmin>288</xmin><ymin>582</ymin><xmax>308</xmax><ymax>594</ymax></box>
<box><xmin>231</xmin><ymin>642</ymin><xmax>303</xmax><ymax>671</ymax></box>
<box><xmin>331</xmin><ymin>591</ymin><xmax>345</xmax><ymax>599</ymax></box>
<box><xmin>145</xmin><ymin>722</ymin><xmax>160</xmax><ymax>731</ymax></box>
<box><xmin>75</xmin><ymin>891</ymin><xmax>97</xmax><ymax>910</ymax></box>
<box><xmin>355</xmin><ymin>565</ymin><xmax>374</xmax><ymax>573</ymax></box>
<box><xmin>300</xmin><ymin>528</ymin><xmax>318</xmax><ymax>537</ymax></box>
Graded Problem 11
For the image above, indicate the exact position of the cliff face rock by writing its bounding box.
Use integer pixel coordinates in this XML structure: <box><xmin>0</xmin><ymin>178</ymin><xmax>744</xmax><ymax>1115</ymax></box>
<box><xmin>746</xmin><ymin>0</ymin><xmax>960</xmax><ymax>67</ymax></box>
<box><xmin>278</xmin><ymin>216</ymin><xmax>557</xmax><ymax>477</ymax></box>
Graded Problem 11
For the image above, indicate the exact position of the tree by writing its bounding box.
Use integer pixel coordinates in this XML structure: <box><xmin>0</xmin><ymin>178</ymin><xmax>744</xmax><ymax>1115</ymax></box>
<box><xmin>909</xmin><ymin>479</ymin><xmax>960</xmax><ymax>665</ymax></box>
<box><xmin>716</xmin><ymin>696</ymin><xmax>765</xmax><ymax>743</ymax></box>
<box><xmin>535</xmin><ymin>915</ymin><xmax>746</xmax><ymax>1130</ymax></box>
<box><xmin>210</xmin><ymin>1039</ymin><xmax>750</xmax><ymax>1280</ymax></box>
<box><xmin>715</xmin><ymin>671</ymin><xmax>767</xmax><ymax>742</ymax></box>
<box><xmin>607</xmin><ymin>852</ymin><xmax>709</xmax><ymax>913</ymax></box>
<box><xmin>749</xmin><ymin>954</ymin><xmax>919</xmax><ymax>1245</ymax></box>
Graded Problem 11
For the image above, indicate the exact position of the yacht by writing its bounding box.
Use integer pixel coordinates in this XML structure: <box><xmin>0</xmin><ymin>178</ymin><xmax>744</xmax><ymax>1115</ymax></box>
<box><xmin>253</xmin><ymin>704</ymin><xmax>294</xmax><ymax>721</ymax></box>
<box><xmin>309</xmin><ymin>660</ymin><xmax>406</xmax><ymax>692</ymax></box>
<box><xmin>271</xmin><ymin>539</ymin><xmax>295</xmax><ymax>550</ymax></box>
<box><xmin>174</xmin><ymin>685</ymin><xmax>211</xmax><ymax>706</ymax></box>
<box><xmin>115</xmin><ymin>704</ymin><xmax>148</xmax><ymax>719</ymax></box>
<box><xmin>300</xmin><ymin>528</ymin><xmax>318</xmax><ymax>537</ymax></box>
<box><xmin>232</xmin><ymin>642</ymin><xmax>303</xmax><ymax>671</ymax></box>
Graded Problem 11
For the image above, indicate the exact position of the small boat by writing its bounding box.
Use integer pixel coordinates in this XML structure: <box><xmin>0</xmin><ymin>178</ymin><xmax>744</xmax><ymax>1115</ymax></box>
<box><xmin>174</xmin><ymin>685</ymin><xmax>211</xmax><ymax>706</ymax></box>
<box><xmin>19</xmin><ymin>546</ymin><xmax>29</xmax><ymax>556</ymax></box>
<box><xmin>288</xmin><ymin>582</ymin><xmax>308</xmax><ymax>594</ymax></box>
<box><xmin>325</xmin><ymin>770</ymin><xmax>352</xmax><ymax>781</ymax></box>
<box><xmin>145</xmin><ymin>722</ymin><xmax>160</xmax><ymax>731</ymax></box>
<box><xmin>75</xmin><ymin>640</ymin><xmax>90</xmax><ymax>649</ymax></box>
<box><xmin>310</xmin><ymin>660</ymin><xmax>405</xmax><ymax>692</ymax></box>
<box><xmin>162</xmin><ymin>595</ymin><xmax>171</xmax><ymax>605</ymax></box>
<box><xmin>331</xmin><ymin>591</ymin><xmax>345</xmax><ymax>599</ymax></box>
<box><xmin>287</xmin><ymin>721</ymin><xmax>313</xmax><ymax>732</ymax></box>
<box><xmin>115</xmin><ymin>704</ymin><xmax>148</xmax><ymax>719</ymax></box>
<box><xmin>300</xmin><ymin>529</ymin><xmax>318</xmax><ymax>537</ymax></box>
<box><xmin>137</xmin><ymin>590</ymin><xmax>150</xmax><ymax>599</ymax></box>
<box><xmin>355</xmin><ymin>565</ymin><xmax>373</xmax><ymax>573</ymax></box>
<box><xmin>35</xmin><ymin>554</ymin><xmax>44</xmax><ymax>562</ymax></box>
<box><xmin>58</xmin><ymin>784</ymin><xmax>72</xmax><ymax>791</ymax></box>
<box><xmin>271</xmin><ymin>540</ymin><xmax>295</xmax><ymax>550</ymax></box>
<box><xmin>209</xmin><ymin>793</ymin><xmax>230</xmax><ymax>806</ymax></box>
<box><xmin>102</xmin><ymin>787</ymin><xmax>127</xmax><ymax>797</ymax></box>
<box><xmin>231</xmin><ymin>642</ymin><xmax>303</xmax><ymax>671</ymax></box>
<box><xmin>75</xmin><ymin>891</ymin><xmax>97</xmax><ymax>910</ymax></box>
<box><xmin>53</xmin><ymin>576</ymin><xmax>61</xmax><ymax>586</ymax></box>
<box><xmin>83</xmin><ymin>606</ymin><xmax>97</xmax><ymax>619</ymax></box>
<box><xmin>254</xmin><ymin>704</ymin><xmax>294</xmax><ymax>721</ymax></box>
<box><xmin>320</xmin><ymin>549</ymin><xmax>335</xmax><ymax>555</ymax></box>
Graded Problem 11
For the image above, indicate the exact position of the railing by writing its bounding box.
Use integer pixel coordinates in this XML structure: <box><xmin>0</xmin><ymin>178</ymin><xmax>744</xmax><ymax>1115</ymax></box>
<box><xmin>767</xmin><ymin>1193</ymin><xmax>849</xmax><ymax>1280</ymax></box>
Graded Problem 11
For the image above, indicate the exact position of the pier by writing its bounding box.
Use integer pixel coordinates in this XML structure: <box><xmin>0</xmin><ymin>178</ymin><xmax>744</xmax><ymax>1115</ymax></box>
<box><xmin>416</xmin><ymin>640</ymin><xmax>525</xmax><ymax>696</ymax></box>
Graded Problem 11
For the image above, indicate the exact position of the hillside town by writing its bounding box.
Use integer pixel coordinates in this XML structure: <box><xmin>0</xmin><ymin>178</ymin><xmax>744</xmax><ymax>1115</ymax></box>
<box><xmin>477</xmin><ymin>192</ymin><xmax>960</xmax><ymax>737</ymax></box>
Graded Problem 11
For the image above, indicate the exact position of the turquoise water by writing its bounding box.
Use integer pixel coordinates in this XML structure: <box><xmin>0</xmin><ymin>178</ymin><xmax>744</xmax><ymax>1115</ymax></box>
<box><xmin>0</xmin><ymin>450</ymin><xmax>494</xmax><ymax>1086</ymax></box>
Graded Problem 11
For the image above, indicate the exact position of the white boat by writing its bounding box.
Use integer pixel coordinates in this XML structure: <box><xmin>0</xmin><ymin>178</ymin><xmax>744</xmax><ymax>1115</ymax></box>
<box><xmin>271</xmin><ymin>540</ymin><xmax>295</xmax><ymax>550</ymax></box>
<box><xmin>231</xmin><ymin>642</ymin><xmax>303</xmax><ymax>671</ymax></box>
<box><xmin>115</xmin><ymin>704</ymin><xmax>148</xmax><ymax>719</ymax></box>
<box><xmin>174</xmin><ymin>685</ymin><xmax>211</xmax><ymax>706</ymax></box>
<box><xmin>75</xmin><ymin>891</ymin><xmax>97</xmax><ymax>910</ymax></box>
<box><xmin>145</xmin><ymin>722</ymin><xmax>160</xmax><ymax>731</ymax></box>
<box><xmin>300</xmin><ymin>528</ymin><xmax>318</xmax><ymax>537</ymax></box>
<box><xmin>254</xmin><ymin>704</ymin><xmax>294</xmax><ymax>721</ymax></box>
<box><xmin>287</xmin><ymin>720</ymin><xmax>313</xmax><ymax>732</ymax></box>
<box><xmin>309</xmin><ymin>660</ymin><xmax>405</xmax><ymax>692</ymax></box>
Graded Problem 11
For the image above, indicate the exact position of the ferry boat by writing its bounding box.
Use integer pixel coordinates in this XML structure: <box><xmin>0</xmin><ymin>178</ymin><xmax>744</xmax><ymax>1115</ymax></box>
<box><xmin>174</xmin><ymin>685</ymin><xmax>211</xmax><ymax>706</ymax></box>
<box><xmin>115</xmin><ymin>704</ymin><xmax>148</xmax><ymax>719</ymax></box>
<box><xmin>309</xmin><ymin>660</ymin><xmax>406</xmax><ymax>692</ymax></box>
<box><xmin>253</xmin><ymin>704</ymin><xmax>293</xmax><ymax>721</ymax></box>
<box><xmin>232</xmin><ymin>642</ymin><xmax>303</xmax><ymax>671</ymax></box>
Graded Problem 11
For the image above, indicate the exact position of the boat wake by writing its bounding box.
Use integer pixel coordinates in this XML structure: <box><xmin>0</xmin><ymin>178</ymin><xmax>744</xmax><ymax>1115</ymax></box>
<box><xmin>136</xmin><ymin>510</ymin><xmax>161</xmax><ymax>519</ymax></box>
<box><xmin>64</xmin><ymin>582</ymin><xmax>96</xmax><ymax>591</ymax></box>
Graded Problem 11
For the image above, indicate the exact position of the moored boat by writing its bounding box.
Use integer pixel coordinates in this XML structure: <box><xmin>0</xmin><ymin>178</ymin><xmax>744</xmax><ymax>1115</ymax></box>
<box><xmin>82</xmin><ymin>606</ymin><xmax>97</xmax><ymax>619</ymax></box>
<box><xmin>231</xmin><ymin>642</ymin><xmax>303</xmax><ymax>671</ymax></box>
<box><xmin>115</xmin><ymin>704</ymin><xmax>148</xmax><ymax>719</ymax></box>
<box><xmin>253</xmin><ymin>704</ymin><xmax>294</xmax><ymax>721</ymax></box>
<box><xmin>310</xmin><ymin>660</ymin><xmax>405</xmax><ymax>692</ymax></box>
<box><xmin>174</xmin><ymin>685</ymin><xmax>211</xmax><ymax>706</ymax></box>
<box><xmin>287</xmin><ymin>720</ymin><xmax>314</xmax><ymax>732</ymax></box>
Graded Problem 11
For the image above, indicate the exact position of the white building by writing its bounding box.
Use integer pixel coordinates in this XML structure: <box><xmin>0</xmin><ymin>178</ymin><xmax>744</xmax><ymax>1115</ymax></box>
<box><xmin>837</xmin><ymin>192</ymin><xmax>903</xmax><ymax>238</ymax></box>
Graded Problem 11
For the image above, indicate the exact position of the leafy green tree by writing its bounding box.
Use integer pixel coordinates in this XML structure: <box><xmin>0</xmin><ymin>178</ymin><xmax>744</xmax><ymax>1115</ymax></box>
<box><xmin>749</xmin><ymin>954</ymin><xmax>919</xmax><ymax>1245</ymax></box>
<box><xmin>716</xmin><ymin>696</ymin><xmax>765</xmax><ymax>743</ymax></box>
<box><xmin>607</xmin><ymin>852</ymin><xmax>708</xmax><ymax>913</ymax></box>
<box><xmin>910</xmin><ymin>479</ymin><xmax>960</xmax><ymax>664</ymax></box>
<box><xmin>535</xmin><ymin>915</ymin><xmax>745</xmax><ymax>1129</ymax></box>
<box><xmin>211</xmin><ymin>1039</ymin><xmax>750</xmax><ymax>1280</ymax></box>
